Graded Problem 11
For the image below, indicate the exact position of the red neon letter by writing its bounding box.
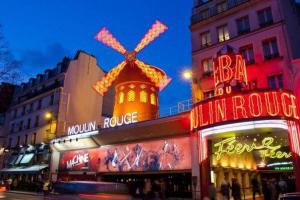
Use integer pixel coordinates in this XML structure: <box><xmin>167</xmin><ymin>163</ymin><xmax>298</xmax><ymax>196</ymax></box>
<box><xmin>232</xmin><ymin>95</ymin><xmax>248</xmax><ymax>119</ymax></box>
<box><xmin>281</xmin><ymin>92</ymin><xmax>293</xmax><ymax>117</ymax></box>
<box><xmin>248</xmin><ymin>93</ymin><xmax>262</xmax><ymax>117</ymax></box>
<box><xmin>264</xmin><ymin>92</ymin><xmax>280</xmax><ymax>116</ymax></box>
<box><xmin>234</xmin><ymin>55</ymin><xmax>248</xmax><ymax>84</ymax></box>
<box><xmin>215</xmin><ymin>99</ymin><xmax>227</xmax><ymax>122</ymax></box>
<box><xmin>219</xmin><ymin>55</ymin><xmax>233</xmax><ymax>83</ymax></box>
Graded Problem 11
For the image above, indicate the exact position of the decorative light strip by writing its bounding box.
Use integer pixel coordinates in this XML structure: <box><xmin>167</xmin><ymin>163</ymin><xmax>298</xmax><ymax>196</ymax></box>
<box><xmin>134</xmin><ymin>20</ymin><xmax>168</xmax><ymax>53</ymax></box>
<box><xmin>50</xmin><ymin>130</ymin><xmax>99</xmax><ymax>145</ymax></box>
<box><xmin>198</xmin><ymin>130</ymin><xmax>208</xmax><ymax>163</ymax></box>
<box><xmin>95</xmin><ymin>27</ymin><xmax>127</xmax><ymax>55</ymax></box>
<box><xmin>287</xmin><ymin>120</ymin><xmax>300</xmax><ymax>157</ymax></box>
<box><xmin>93</xmin><ymin>61</ymin><xmax>126</xmax><ymax>95</ymax></box>
<box><xmin>135</xmin><ymin>59</ymin><xmax>168</xmax><ymax>89</ymax></box>
<box><xmin>201</xmin><ymin>120</ymin><xmax>288</xmax><ymax>137</ymax></box>
<box><xmin>267</xmin><ymin>162</ymin><xmax>293</xmax><ymax>167</ymax></box>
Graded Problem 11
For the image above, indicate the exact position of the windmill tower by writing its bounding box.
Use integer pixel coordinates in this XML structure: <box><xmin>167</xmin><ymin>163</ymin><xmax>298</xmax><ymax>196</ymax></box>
<box><xmin>93</xmin><ymin>20</ymin><xmax>171</xmax><ymax>121</ymax></box>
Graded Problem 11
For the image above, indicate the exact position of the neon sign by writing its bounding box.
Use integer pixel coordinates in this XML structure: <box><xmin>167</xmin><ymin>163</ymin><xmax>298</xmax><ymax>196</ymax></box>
<box><xmin>67</xmin><ymin>121</ymin><xmax>97</xmax><ymax>136</ymax></box>
<box><xmin>103</xmin><ymin>112</ymin><xmax>138</xmax><ymax>128</ymax></box>
<box><xmin>213</xmin><ymin>54</ymin><xmax>248</xmax><ymax>96</ymax></box>
<box><xmin>191</xmin><ymin>90</ymin><xmax>299</xmax><ymax>130</ymax></box>
<box><xmin>214</xmin><ymin>136</ymin><xmax>291</xmax><ymax>161</ymax></box>
<box><xmin>66</xmin><ymin>153</ymin><xmax>89</xmax><ymax>169</ymax></box>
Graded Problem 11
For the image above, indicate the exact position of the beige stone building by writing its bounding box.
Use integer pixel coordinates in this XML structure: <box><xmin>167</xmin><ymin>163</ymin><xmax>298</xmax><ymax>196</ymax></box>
<box><xmin>4</xmin><ymin>50</ymin><xmax>113</xmax><ymax>148</ymax></box>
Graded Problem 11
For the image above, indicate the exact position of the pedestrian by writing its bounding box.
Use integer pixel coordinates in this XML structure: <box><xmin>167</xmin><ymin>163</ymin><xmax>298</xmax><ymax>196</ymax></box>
<box><xmin>159</xmin><ymin>178</ymin><xmax>166</xmax><ymax>200</ymax></box>
<box><xmin>231</xmin><ymin>178</ymin><xmax>241</xmax><ymax>200</ymax></box>
<box><xmin>208</xmin><ymin>182</ymin><xmax>216</xmax><ymax>200</ymax></box>
<box><xmin>261</xmin><ymin>178</ymin><xmax>270</xmax><ymax>200</ymax></box>
<box><xmin>220</xmin><ymin>179</ymin><xmax>230</xmax><ymax>200</ymax></box>
<box><xmin>43</xmin><ymin>179</ymin><xmax>50</xmax><ymax>196</ymax></box>
<box><xmin>7</xmin><ymin>177</ymin><xmax>12</xmax><ymax>191</ymax></box>
<box><xmin>251</xmin><ymin>174</ymin><xmax>260</xmax><ymax>200</ymax></box>
<box><xmin>278</xmin><ymin>177</ymin><xmax>287</xmax><ymax>195</ymax></box>
<box><xmin>269</xmin><ymin>179</ymin><xmax>277</xmax><ymax>200</ymax></box>
<box><xmin>152</xmin><ymin>180</ymin><xmax>161</xmax><ymax>199</ymax></box>
<box><xmin>143</xmin><ymin>179</ymin><xmax>152</xmax><ymax>199</ymax></box>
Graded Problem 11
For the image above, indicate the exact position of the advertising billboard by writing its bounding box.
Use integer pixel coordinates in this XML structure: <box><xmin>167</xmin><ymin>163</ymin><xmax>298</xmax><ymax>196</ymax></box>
<box><xmin>59</xmin><ymin>137</ymin><xmax>191</xmax><ymax>172</ymax></box>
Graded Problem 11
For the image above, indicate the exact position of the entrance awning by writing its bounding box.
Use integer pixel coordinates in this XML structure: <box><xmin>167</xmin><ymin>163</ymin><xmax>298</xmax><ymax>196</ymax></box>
<box><xmin>0</xmin><ymin>164</ymin><xmax>48</xmax><ymax>174</ymax></box>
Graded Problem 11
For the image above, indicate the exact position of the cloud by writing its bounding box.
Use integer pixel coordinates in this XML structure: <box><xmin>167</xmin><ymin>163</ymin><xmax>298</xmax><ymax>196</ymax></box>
<box><xmin>20</xmin><ymin>43</ymin><xmax>71</xmax><ymax>68</ymax></box>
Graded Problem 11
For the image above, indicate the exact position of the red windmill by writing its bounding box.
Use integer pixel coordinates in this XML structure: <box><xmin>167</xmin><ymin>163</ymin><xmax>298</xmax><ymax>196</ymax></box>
<box><xmin>93</xmin><ymin>20</ymin><xmax>171</xmax><ymax>121</ymax></box>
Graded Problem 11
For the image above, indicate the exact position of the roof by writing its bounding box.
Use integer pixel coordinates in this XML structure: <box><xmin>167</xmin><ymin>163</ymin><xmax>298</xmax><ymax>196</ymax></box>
<box><xmin>93</xmin><ymin>59</ymin><xmax>170</xmax><ymax>96</ymax></box>
<box><xmin>0</xmin><ymin>164</ymin><xmax>48</xmax><ymax>174</ymax></box>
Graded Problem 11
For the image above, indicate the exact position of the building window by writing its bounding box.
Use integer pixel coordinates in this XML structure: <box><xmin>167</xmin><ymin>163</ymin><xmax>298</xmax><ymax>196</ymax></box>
<box><xmin>216</xmin><ymin>1</ymin><xmax>227</xmax><ymax>14</ymax></box>
<box><xmin>19</xmin><ymin>121</ymin><xmax>23</xmax><ymax>131</ymax></box>
<box><xmin>200</xmin><ymin>31</ymin><xmax>211</xmax><ymax>48</ymax></box>
<box><xmin>244</xmin><ymin>80</ymin><xmax>257</xmax><ymax>90</ymax></box>
<box><xmin>17</xmin><ymin>136</ymin><xmax>20</xmax><ymax>146</ymax></box>
<box><xmin>32</xmin><ymin>133</ymin><xmax>37</xmax><ymax>145</ymax></box>
<box><xmin>262</xmin><ymin>38</ymin><xmax>279</xmax><ymax>60</ymax></box>
<box><xmin>200</xmin><ymin>8</ymin><xmax>209</xmax><ymax>20</ymax></box>
<box><xmin>140</xmin><ymin>91</ymin><xmax>147</xmax><ymax>103</ymax></box>
<box><xmin>236</xmin><ymin>16</ymin><xmax>250</xmax><ymax>35</ymax></box>
<box><xmin>118</xmin><ymin>92</ymin><xmax>124</xmax><ymax>104</ymax></box>
<box><xmin>202</xmin><ymin>58</ymin><xmax>213</xmax><ymax>75</ymax></box>
<box><xmin>239</xmin><ymin>45</ymin><xmax>255</xmax><ymax>65</ymax></box>
<box><xmin>34</xmin><ymin>115</ymin><xmax>39</xmax><ymax>127</ymax></box>
<box><xmin>8</xmin><ymin>138</ymin><xmax>12</xmax><ymax>148</ymax></box>
<box><xmin>49</xmin><ymin>94</ymin><xmax>54</xmax><ymax>105</ymax></box>
<box><xmin>29</xmin><ymin>103</ymin><xmax>33</xmax><ymax>112</ymax></box>
<box><xmin>203</xmin><ymin>90</ymin><xmax>214</xmax><ymax>99</ymax></box>
<box><xmin>10</xmin><ymin>123</ymin><xmax>15</xmax><ymax>133</ymax></box>
<box><xmin>24</xmin><ymin>134</ymin><xmax>28</xmax><ymax>145</ymax></box>
<box><xmin>37</xmin><ymin>99</ymin><xmax>42</xmax><ymax>110</ymax></box>
<box><xmin>268</xmin><ymin>74</ymin><xmax>283</xmax><ymax>89</ymax></box>
<box><xmin>13</xmin><ymin>110</ymin><xmax>17</xmax><ymax>118</ymax></box>
<box><xmin>26</xmin><ymin>118</ymin><xmax>31</xmax><ymax>129</ymax></box>
<box><xmin>217</xmin><ymin>25</ymin><xmax>230</xmax><ymax>42</ymax></box>
<box><xmin>150</xmin><ymin>93</ymin><xmax>156</xmax><ymax>105</ymax></box>
<box><xmin>127</xmin><ymin>90</ymin><xmax>135</xmax><ymax>102</ymax></box>
<box><xmin>258</xmin><ymin>7</ymin><xmax>273</xmax><ymax>27</ymax></box>
<box><xmin>22</xmin><ymin>106</ymin><xmax>26</xmax><ymax>116</ymax></box>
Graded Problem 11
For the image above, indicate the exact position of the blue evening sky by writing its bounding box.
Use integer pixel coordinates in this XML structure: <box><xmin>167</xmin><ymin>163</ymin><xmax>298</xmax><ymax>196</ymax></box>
<box><xmin>0</xmin><ymin>0</ymin><xmax>193</xmax><ymax>110</ymax></box>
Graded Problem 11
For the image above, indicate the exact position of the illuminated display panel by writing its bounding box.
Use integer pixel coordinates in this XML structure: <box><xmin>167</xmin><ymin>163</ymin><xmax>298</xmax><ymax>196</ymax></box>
<box><xmin>210</xmin><ymin>133</ymin><xmax>292</xmax><ymax>171</ymax></box>
<box><xmin>191</xmin><ymin>89</ymin><xmax>299</xmax><ymax>130</ymax></box>
<box><xmin>59</xmin><ymin>137</ymin><xmax>191</xmax><ymax>172</ymax></box>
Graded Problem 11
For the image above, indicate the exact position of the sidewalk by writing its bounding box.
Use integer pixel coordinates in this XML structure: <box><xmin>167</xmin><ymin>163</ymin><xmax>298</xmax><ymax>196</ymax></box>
<box><xmin>6</xmin><ymin>190</ymin><xmax>43</xmax><ymax>196</ymax></box>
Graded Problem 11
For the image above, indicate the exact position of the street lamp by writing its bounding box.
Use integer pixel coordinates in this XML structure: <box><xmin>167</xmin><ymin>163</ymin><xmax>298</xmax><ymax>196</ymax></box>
<box><xmin>182</xmin><ymin>69</ymin><xmax>192</xmax><ymax>81</ymax></box>
<box><xmin>44</xmin><ymin>112</ymin><xmax>55</xmax><ymax>141</ymax></box>
<box><xmin>45</xmin><ymin>112</ymin><xmax>52</xmax><ymax>120</ymax></box>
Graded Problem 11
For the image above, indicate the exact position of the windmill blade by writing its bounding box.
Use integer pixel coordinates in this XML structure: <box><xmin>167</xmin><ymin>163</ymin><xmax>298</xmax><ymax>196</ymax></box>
<box><xmin>135</xmin><ymin>59</ymin><xmax>169</xmax><ymax>90</ymax></box>
<box><xmin>93</xmin><ymin>61</ymin><xmax>127</xmax><ymax>96</ymax></box>
<box><xmin>95</xmin><ymin>27</ymin><xmax>127</xmax><ymax>55</ymax></box>
<box><xmin>134</xmin><ymin>20</ymin><xmax>168</xmax><ymax>53</ymax></box>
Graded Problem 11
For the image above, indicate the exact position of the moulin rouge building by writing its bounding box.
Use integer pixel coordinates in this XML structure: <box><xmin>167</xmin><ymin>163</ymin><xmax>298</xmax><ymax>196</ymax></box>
<box><xmin>49</xmin><ymin>19</ymin><xmax>300</xmax><ymax>200</ymax></box>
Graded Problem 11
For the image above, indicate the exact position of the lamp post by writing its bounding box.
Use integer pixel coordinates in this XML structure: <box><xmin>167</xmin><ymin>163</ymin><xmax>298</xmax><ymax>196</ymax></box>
<box><xmin>182</xmin><ymin>69</ymin><xmax>192</xmax><ymax>81</ymax></box>
<box><xmin>44</xmin><ymin>112</ymin><xmax>55</xmax><ymax>141</ymax></box>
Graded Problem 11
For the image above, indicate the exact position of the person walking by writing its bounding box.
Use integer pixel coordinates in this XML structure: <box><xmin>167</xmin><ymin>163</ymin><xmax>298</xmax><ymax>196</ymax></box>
<box><xmin>208</xmin><ymin>182</ymin><xmax>217</xmax><ymax>200</ymax></box>
<box><xmin>43</xmin><ymin>179</ymin><xmax>50</xmax><ymax>196</ymax></box>
<box><xmin>231</xmin><ymin>178</ymin><xmax>241</xmax><ymax>200</ymax></box>
<box><xmin>220</xmin><ymin>179</ymin><xmax>230</xmax><ymax>200</ymax></box>
<box><xmin>251</xmin><ymin>174</ymin><xmax>260</xmax><ymax>200</ymax></box>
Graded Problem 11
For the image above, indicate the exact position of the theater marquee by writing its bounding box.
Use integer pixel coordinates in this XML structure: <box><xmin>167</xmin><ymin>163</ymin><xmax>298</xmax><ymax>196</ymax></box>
<box><xmin>191</xmin><ymin>89</ymin><xmax>299</xmax><ymax>130</ymax></box>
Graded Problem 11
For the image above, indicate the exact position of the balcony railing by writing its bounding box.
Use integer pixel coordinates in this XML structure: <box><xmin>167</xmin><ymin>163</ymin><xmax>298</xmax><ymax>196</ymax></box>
<box><xmin>191</xmin><ymin>0</ymin><xmax>250</xmax><ymax>25</ymax></box>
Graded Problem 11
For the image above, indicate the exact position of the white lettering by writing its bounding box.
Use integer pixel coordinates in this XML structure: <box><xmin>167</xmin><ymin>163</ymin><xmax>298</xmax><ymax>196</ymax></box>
<box><xmin>67</xmin><ymin>121</ymin><xmax>97</xmax><ymax>135</ymax></box>
<box><xmin>103</xmin><ymin>112</ymin><xmax>139</xmax><ymax>128</ymax></box>
<box><xmin>66</xmin><ymin>153</ymin><xmax>89</xmax><ymax>169</ymax></box>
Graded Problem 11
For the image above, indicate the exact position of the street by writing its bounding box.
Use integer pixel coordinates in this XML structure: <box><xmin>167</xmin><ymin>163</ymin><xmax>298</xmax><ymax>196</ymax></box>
<box><xmin>2</xmin><ymin>192</ymin><xmax>43</xmax><ymax>200</ymax></box>
<box><xmin>0</xmin><ymin>192</ymin><xmax>132</xmax><ymax>200</ymax></box>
